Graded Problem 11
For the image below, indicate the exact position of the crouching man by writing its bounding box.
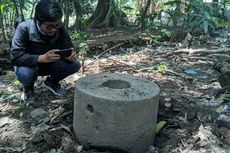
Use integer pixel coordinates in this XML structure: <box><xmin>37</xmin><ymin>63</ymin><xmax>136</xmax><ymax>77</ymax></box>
<box><xmin>11</xmin><ymin>0</ymin><xmax>81</xmax><ymax>101</ymax></box>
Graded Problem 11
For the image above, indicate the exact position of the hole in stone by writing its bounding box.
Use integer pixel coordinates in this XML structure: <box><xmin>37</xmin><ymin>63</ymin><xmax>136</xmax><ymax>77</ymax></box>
<box><xmin>91</xmin><ymin>146</ymin><xmax>128</xmax><ymax>153</ymax></box>
<box><xmin>102</xmin><ymin>80</ymin><xmax>131</xmax><ymax>89</ymax></box>
<box><xmin>87</xmin><ymin>104</ymin><xmax>94</xmax><ymax>113</ymax></box>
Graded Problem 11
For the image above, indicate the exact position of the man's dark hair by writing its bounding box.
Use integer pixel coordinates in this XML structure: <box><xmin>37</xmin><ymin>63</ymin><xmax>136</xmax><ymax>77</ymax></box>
<box><xmin>35</xmin><ymin>0</ymin><xmax>63</xmax><ymax>23</ymax></box>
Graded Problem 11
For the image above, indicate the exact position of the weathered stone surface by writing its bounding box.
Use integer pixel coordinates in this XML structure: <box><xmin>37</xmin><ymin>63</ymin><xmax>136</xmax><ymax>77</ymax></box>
<box><xmin>74</xmin><ymin>73</ymin><xmax>160</xmax><ymax>153</ymax></box>
<box><xmin>30</xmin><ymin>108</ymin><xmax>46</xmax><ymax>119</ymax></box>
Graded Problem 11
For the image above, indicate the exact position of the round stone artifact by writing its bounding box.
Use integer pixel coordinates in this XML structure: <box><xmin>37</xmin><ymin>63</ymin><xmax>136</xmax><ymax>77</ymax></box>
<box><xmin>73</xmin><ymin>73</ymin><xmax>160</xmax><ymax>153</ymax></box>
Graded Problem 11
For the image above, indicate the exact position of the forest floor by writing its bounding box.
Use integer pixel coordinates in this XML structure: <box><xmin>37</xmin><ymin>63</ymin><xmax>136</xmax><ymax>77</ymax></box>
<box><xmin>1</xmin><ymin>28</ymin><xmax>230</xmax><ymax>153</ymax></box>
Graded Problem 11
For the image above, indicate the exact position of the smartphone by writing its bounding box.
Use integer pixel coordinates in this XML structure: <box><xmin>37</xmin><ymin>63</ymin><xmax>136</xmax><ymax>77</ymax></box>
<box><xmin>55</xmin><ymin>48</ymin><xmax>73</xmax><ymax>57</ymax></box>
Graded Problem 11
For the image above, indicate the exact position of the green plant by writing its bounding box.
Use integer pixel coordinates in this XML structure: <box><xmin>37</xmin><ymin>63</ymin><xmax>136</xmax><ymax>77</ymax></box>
<box><xmin>160</xmin><ymin>29</ymin><xmax>171</xmax><ymax>37</ymax></box>
<box><xmin>71</xmin><ymin>31</ymin><xmax>90</xmax><ymax>41</ymax></box>
<box><xmin>148</xmin><ymin>28</ymin><xmax>171</xmax><ymax>43</ymax></box>
<box><xmin>186</xmin><ymin>0</ymin><xmax>223</xmax><ymax>33</ymax></box>
<box><xmin>121</xmin><ymin>55</ymin><xmax>129</xmax><ymax>62</ymax></box>
<box><xmin>116</xmin><ymin>0</ymin><xmax>135</xmax><ymax>15</ymax></box>
<box><xmin>164</xmin><ymin>0</ymin><xmax>184</xmax><ymax>26</ymax></box>
<box><xmin>145</xmin><ymin>64</ymin><xmax>167</xmax><ymax>71</ymax></box>
<box><xmin>79</xmin><ymin>42</ymin><xmax>89</xmax><ymax>54</ymax></box>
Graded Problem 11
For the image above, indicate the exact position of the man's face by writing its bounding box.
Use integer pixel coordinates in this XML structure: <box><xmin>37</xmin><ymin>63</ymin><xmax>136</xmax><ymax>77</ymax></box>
<box><xmin>40</xmin><ymin>20</ymin><xmax>62</xmax><ymax>36</ymax></box>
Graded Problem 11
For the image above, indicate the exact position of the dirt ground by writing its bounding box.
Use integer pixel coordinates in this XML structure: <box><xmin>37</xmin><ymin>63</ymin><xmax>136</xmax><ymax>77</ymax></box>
<box><xmin>1</xmin><ymin>30</ymin><xmax>230</xmax><ymax>153</ymax></box>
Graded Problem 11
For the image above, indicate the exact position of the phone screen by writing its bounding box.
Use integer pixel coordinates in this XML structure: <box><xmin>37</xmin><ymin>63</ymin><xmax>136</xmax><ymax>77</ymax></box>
<box><xmin>55</xmin><ymin>48</ymin><xmax>72</xmax><ymax>57</ymax></box>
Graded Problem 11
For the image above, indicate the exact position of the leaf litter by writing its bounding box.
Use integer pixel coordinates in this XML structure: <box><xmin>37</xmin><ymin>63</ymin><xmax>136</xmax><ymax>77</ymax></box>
<box><xmin>1</xmin><ymin>32</ymin><xmax>230</xmax><ymax>153</ymax></box>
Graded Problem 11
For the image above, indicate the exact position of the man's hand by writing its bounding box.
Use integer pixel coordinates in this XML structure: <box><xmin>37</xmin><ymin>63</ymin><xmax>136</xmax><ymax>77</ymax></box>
<box><xmin>65</xmin><ymin>50</ymin><xmax>79</xmax><ymax>62</ymax></box>
<box><xmin>38</xmin><ymin>49</ymin><xmax>60</xmax><ymax>63</ymax></box>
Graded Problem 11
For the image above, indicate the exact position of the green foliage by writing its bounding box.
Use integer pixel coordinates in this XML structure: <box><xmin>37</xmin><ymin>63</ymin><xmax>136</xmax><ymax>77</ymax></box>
<box><xmin>148</xmin><ymin>28</ymin><xmax>171</xmax><ymax>43</ymax></box>
<box><xmin>164</xmin><ymin>0</ymin><xmax>181</xmax><ymax>6</ymax></box>
<box><xmin>160</xmin><ymin>29</ymin><xmax>171</xmax><ymax>37</ymax></box>
<box><xmin>145</xmin><ymin>64</ymin><xmax>167</xmax><ymax>71</ymax></box>
<box><xmin>164</xmin><ymin>0</ymin><xmax>184</xmax><ymax>26</ymax></box>
<box><xmin>0</xmin><ymin>0</ymin><xmax>13</xmax><ymax>13</ymax></box>
<box><xmin>186</xmin><ymin>0</ymin><xmax>229</xmax><ymax>33</ymax></box>
<box><xmin>1</xmin><ymin>0</ymin><xmax>230</xmax><ymax>40</ymax></box>
<box><xmin>121</xmin><ymin>55</ymin><xmax>129</xmax><ymax>62</ymax></box>
<box><xmin>71</xmin><ymin>31</ymin><xmax>90</xmax><ymax>41</ymax></box>
<box><xmin>79</xmin><ymin>42</ymin><xmax>89</xmax><ymax>54</ymax></box>
<box><xmin>116</xmin><ymin>0</ymin><xmax>135</xmax><ymax>15</ymax></box>
<box><xmin>80</xmin><ymin>0</ymin><xmax>97</xmax><ymax>15</ymax></box>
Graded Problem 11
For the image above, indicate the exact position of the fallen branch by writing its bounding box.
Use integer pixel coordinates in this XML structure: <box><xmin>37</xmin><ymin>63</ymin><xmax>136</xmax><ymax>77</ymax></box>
<box><xmin>189</xmin><ymin>48</ymin><xmax>230</xmax><ymax>55</ymax></box>
<box><xmin>188</xmin><ymin>57</ymin><xmax>216</xmax><ymax>62</ymax></box>
<box><xmin>160</xmin><ymin>48</ymin><xmax>192</xmax><ymax>58</ymax></box>
<box><xmin>108</xmin><ymin>58</ymin><xmax>136</xmax><ymax>69</ymax></box>
<box><xmin>102</xmin><ymin>58</ymin><xmax>138</xmax><ymax>73</ymax></box>
<box><xmin>208</xmin><ymin>54</ymin><xmax>230</xmax><ymax>59</ymax></box>
<box><xmin>85</xmin><ymin>42</ymin><xmax>124</xmax><ymax>68</ymax></box>
<box><xmin>84</xmin><ymin>43</ymin><xmax>125</xmax><ymax>72</ymax></box>
<box><xmin>163</xmin><ymin>70</ymin><xmax>194</xmax><ymax>82</ymax></box>
<box><xmin>161</xmin><ymin>48</ymin><xmax>230</xmax><ymax>58</ymax></box>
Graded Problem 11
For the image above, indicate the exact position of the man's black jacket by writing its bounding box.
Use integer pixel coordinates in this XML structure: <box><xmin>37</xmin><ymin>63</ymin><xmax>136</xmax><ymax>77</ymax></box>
<box><xmin>11</xmin><ymin>19</ymin><xmax>74</xmax><ymax>67</ymax></box>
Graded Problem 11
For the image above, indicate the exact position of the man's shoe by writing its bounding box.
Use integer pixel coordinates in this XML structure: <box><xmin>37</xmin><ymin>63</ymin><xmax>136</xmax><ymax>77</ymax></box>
<box><xmin>21</xmin><ymin>90</ymin><xmax>37</xmax><ymax>102</ymax></box>
<box><xmin>44</xmin><ymin>80</ymin><xmax>65</xmax><ymax>96</ymax></box>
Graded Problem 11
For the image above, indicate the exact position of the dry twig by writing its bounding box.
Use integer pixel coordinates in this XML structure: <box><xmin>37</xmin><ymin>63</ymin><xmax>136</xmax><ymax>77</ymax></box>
<box><xmin>85</xmin><ymin>43</ymin><xmax>125</xmax><ymax>67</ymax></box>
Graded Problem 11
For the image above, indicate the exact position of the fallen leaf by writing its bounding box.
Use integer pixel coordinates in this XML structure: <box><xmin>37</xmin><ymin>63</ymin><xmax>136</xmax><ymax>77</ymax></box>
<box><xmin>155</xmin><ymin>121</ymin><xmax>166</xmax><ymax>134</ymax></box>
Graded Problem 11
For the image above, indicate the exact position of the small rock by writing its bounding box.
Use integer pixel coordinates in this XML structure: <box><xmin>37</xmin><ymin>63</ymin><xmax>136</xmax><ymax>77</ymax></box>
<box><xmin>217</xmin><ymin>127</ymin><xmax>230</xmax><ymax>145</ymax></box>
<box><xmin>31</xmin><ymin>123</ymin><xmax>50</xmax><ymax>134</ymax></box>
<box><xmin>31</xmin><ymin>108</ymin><xmax>46</xmax><ymax>118</ymax></box>
<box><xmin>12</xmin><ymin>99</ymin><xmax>19</xmax><ymax>103</ymax></box>
<box><xmin>19</xmin><ymin>112</ymin><xmax>23</xmax><ymax>118</ymax></box>
<box><xmin>77</xmin><ymin>145</ymin><xmax>83</xmax><ymax>152</ymax></box>
<box><xmin>0</xmin><ymin>117</ymin><xmax>11</xmax><ymax>127</ymax></box>
<box><xmin>217</xmin><ymin>114</ymin><xmax>230</xmax><ymax>129</ymax></box>
<box><xmin>164</xmin><ymin>97</ymin><xmax>171</xmax><ymax>102</ymax></box>
<box><xmin>164</xmin><ymin>102</ymin><xmax>171</xmax><ymax>108</ymax></box>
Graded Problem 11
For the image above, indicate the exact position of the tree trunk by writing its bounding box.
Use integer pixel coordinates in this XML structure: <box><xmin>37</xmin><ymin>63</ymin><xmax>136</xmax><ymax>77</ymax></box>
<box><xmin>30</xmin><ymin>0</ymin><xmax>37</xmax><ymax>18</ymax></box>
<box><xmin>72</xmin><ymin>0</ymin><xmax>82</xmax><ymax>29</ymax></box>
<box><xmin>19</xmin><ymin>0</ymin><xmax>25</xmax><ymax>19</ymax></box>
<box><xmin>12</xmin><ymin>0</ymin><xmax>20</xmax><ymax>18</ymax></box>
<box><xmin>88</xmin><ymin>0</ymin><xmax>128</xmax><ymax>29</ymax></box>
<box><xmin>0</xmin><ymin>12</ymin><xmax>7</xmax><ymax>43</ymax></box>
<box><xmin>64</xmin><ymin>0</ymin><xmax>70</xmax><ymax>28</ymax></box>
<box><xmin>140</xmin><ymin>0</ymin><xmax>151</xmax><ymax>28</ymax></box>
<box><xmin>9</xmin><ymin>10</ymin><xmax>14</xmax><ymax>27</ymax></box>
